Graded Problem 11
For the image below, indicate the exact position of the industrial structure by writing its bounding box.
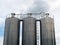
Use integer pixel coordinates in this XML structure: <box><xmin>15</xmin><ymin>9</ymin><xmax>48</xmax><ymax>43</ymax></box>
<box><xmin>3</xmin><ymin>13</ymin><xmax>56</xmax><ymax>45</ymax></box>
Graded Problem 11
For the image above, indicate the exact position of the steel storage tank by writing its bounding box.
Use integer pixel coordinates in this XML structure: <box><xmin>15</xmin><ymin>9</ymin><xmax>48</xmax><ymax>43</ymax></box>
<box><xmin>40</xmin><ymin>17</ymin><xmax>56</xmax><ymax>45</ymax></box>
<box><xmin>3</xmin><ymin>17</ymin><xmax>20</xmax><ymax>45</ymax></box>
<box><xmin>22</xmin><ymin>16</ymin><xmax>36</xmax><ymax>45</ymax></box>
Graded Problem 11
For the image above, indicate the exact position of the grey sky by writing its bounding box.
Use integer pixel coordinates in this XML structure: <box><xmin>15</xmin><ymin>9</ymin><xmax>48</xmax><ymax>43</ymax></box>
<box><xmin>27</xmin><ymin>0</ymin><xmax>49</xmax><ymax>13</ymax></box>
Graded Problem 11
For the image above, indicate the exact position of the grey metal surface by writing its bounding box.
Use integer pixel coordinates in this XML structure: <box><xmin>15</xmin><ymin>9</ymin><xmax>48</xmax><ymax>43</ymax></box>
<box><xmin>40</xmin><ymin>17</ymin><xmax>56</xmax><ymax>45</ymax></box>
<box><xmin>3</xmin><ymin>17</ymin><xmax>20</xmax><ymax>45</ymax></box>
<box><xmin>22</xmin><ymin>17</ymin><xmax>36</xmax><ymax>45</ymax></box>
<box><xmin>3</xmin><ymin>16</ymin><xmax>56</xmax><ymax>45</ymax></box>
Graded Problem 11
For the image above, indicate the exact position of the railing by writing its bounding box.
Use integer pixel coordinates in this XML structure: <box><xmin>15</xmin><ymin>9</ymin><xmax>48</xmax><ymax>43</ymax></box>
<box><xmin>6</xmin><ymin>12</ymin><xmax>54</xmax><ymax>19</ymax></box>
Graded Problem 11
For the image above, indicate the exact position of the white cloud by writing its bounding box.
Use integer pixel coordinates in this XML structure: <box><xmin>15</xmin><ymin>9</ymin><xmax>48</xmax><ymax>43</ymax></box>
<box><xmin>43</xmin><ymin>0</ymin><xmax>60</xmax><ymax>13</ymax></box>
<box><xmin>0</xmin><ymin>18</ymin><xmax>5</xmax><ymax>26</ymax></box>
<box><xmin>0</xmin><ymin>0</ymin><xmax>34</xmax><ymax>13</ymax></box>
<box><xmin>0</xmin><ymin>37</ymin><xmax>3</xmax><ymax>45</ymax></box>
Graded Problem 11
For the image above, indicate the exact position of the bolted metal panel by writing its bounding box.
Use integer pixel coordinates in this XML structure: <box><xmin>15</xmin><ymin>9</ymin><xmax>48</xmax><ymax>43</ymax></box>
<box><xmin>22</xmin><ymin>17</ymin><xmax>36</xmax><ymax>45</ymax></box>
<box><xmin>3</xmin><ymin>17</ymin><xmax>20</xmax><ymax>45</ymax></box>
<box><xmin>40</xmin><ymin>17</ymin><xmax>56</xmax><ymax>45</ymax></box>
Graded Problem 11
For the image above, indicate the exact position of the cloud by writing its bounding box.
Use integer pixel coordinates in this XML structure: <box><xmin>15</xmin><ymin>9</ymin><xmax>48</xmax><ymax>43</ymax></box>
<box><xmin>0</xmin><ymin>37</ymin><xmax>3</xmax><ymax>45</ymax></box>
<box><xmin>0</xmin><ymin>18</ymin><xmax>5</xmax><ymax>27</ymax></box>
<box><xmin>56</xmin><ymin>37</ymin><xmax>60</xmax><ymax>45</ymax></box>
<box><xmin>27</xmin><ymin>0</ymin><xmax>49</xmax><ymax>13</ymax></box>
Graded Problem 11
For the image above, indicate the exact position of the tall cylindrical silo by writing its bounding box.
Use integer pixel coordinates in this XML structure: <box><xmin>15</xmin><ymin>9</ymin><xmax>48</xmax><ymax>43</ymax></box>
<box><xmin>40</xmin><ymin>17</ymin><xmax>56</xmax><ymax>45</ymax></box>
<box><xmin>3</xmin><ymin>17</ymin><xmax>20</xmax><ymax>45</ymax></box>
<box><xmin>22</xmin><ymin>17</ymin><xmax>36</xmax><ymax>45</ymax></box>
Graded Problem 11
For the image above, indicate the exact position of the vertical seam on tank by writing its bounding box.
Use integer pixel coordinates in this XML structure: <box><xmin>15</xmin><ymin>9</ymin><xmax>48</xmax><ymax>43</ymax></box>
<box><xmin>17</xmin><ymin>20</ymin><xmax>20</xmax><ymax>45</ymax></box>
<box><xmin>40</xmin><ymin>20</ymin><xmax>42</xmax><ymax>45</ymax></box>
<box><xmin>35</xmin><ymin>20</ymin><xmax>37</xmax><ymax>45</ymax></box>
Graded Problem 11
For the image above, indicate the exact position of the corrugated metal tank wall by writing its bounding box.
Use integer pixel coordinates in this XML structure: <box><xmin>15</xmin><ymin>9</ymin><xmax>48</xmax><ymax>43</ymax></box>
<box><xmin>22</xmin><ymin>17</ymin><xmax>36</xmax><ymax>45</ymax></box>
<box><xmin>3</xmin><ymin>17</ymin><xmax>20</xmax><ymax>45</ymax></box>
<box><xmin>40</xmin><ymin>17</ymin><xmax>56</xmax><ymax>45</ymax></box>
